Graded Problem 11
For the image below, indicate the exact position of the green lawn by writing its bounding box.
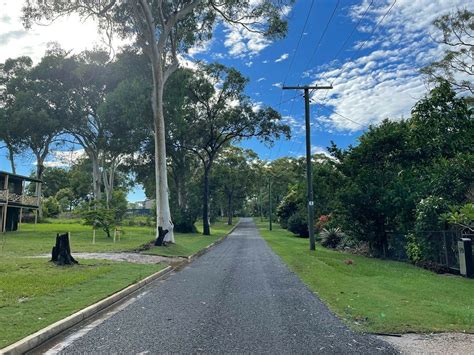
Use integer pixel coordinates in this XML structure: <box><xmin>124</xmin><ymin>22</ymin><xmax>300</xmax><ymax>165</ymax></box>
<box><xmin>0</xmin><ymin>257</ymin><xmax>163</xmax><ymax>348</ymax></box>
<box><xmin>0</xmin><ymin>218</ymin><xmax>234</xmax><ymax>348</ymax></box>
<box><xmin>0</xmin><ymin>219</ymin><xmax>234</xmax><ymax>257</ymax></box>
<box><xmin>256</xmin><ymin>220</ymin><xmax>474</xmax><ymax>334</ymax></box>
<box><xmin>144</xmin><ymin>222</ymin><xmax>235</xmax><ymax>257</ymax></box>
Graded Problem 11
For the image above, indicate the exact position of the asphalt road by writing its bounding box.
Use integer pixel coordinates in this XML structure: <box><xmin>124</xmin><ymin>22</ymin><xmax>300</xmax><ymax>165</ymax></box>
<box><xmin>50</xmin><ymin>218</ymin><xmax>396</xmax><ymax>354</ymax></box>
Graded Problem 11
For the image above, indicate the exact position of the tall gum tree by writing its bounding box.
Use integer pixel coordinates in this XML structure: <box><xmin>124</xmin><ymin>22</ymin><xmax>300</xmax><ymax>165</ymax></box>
<box><xmin>22</xmin><ymin>0</ymin><xmax>290</xmax><ymax>243</ymax></box>
<box><xmin>180</xmin><ymin>63</ymin><xmax>290</xmax><ymax>235</ymax></box>
<box><xmin>0</xmin><ymin>57</ymin><xmax>33</xmax><ymax>174</ymax></box>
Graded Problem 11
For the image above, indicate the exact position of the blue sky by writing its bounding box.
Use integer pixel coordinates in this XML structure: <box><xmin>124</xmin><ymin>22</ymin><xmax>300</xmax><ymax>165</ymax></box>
<box><xmin>1</xmin><ymin>0</ymin><xmax>471</xmax><ymax>201</ymax></box>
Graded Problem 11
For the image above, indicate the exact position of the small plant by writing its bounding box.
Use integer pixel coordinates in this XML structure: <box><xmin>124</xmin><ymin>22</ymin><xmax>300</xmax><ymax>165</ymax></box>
<box><xmin>320</xmin><ymin>227</ymin><xmax>345</xmax><ymax>248</ymax></box>
<box><xmin>315</xmin><ymin>214</ymin><xmax>330</xmax><ymax>232</ymax></box>
<box><xmin>82</xmin><ymin>208</ymin><xmax>116</xmax><ymax>238</ymax></box>
<box><xmin>405</xmin><ymin>233</ymin><xmax>422</xmax><ymax>263</ymax></box>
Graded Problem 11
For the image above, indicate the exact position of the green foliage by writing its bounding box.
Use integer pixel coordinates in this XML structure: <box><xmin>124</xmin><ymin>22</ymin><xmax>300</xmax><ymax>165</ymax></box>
<box><xmin>172</xmin><ymin>208</ymin><xmax>198</xmax><ymax>233</ymax></box>
<box><xmin>110</xmin><ymin>189</ymin><xmax>128</xmax><ymax>222</ymax></box>
<box><xmin>442</xmin><ymin>203</ymin><xmax>474</xmax><ymax>232</ymax></box>
<box><xmin>82</xmin><ymin>207</ymin><xmax>116</xmax><ymax>239</ymax></box>
<box><xmin>287</xmin><ymin>210</ymin><xmax>308</xmax><ymax>238</ymax></box>
<box><xmin>276</xmin><ymin>186</ymin><xmax>301</xmax><ymax>229</ymax></box>
<box><xmin>405</xmin><ymin>233</ymin><xmax>422</xmax><ymax>263</ymax></box>
<box><xmin>320</xmin><ymin>227</ymin><xmax>345</xmax><ymax>249</ymax></box>
<box><xmin>421</xmin><ymin>10</ymin><xmax>473</xmax><ymax>94</ymax></box>
<box><xmin>407</xmin><ymin>196</ymin><xmax>449</xmax><ymax>263</ymax></box>
<box><xmin>42</xmin><ymin>196</ymin><xmax>60</xmax><ymax>218</ymax></box>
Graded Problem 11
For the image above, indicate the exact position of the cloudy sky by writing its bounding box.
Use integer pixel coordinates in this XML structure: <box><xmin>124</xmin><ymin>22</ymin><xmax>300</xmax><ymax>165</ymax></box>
<box><xmin>0</xmin><ymin>0</ymin><xmax>471</xmax><ymax>201</ymax></box>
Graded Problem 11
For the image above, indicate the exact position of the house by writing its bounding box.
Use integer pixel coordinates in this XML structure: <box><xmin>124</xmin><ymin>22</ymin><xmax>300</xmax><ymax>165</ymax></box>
<box><xmin>0</xmin><ymin>171</ymin><xmax>42</xmax><ymax>232</ymax></box>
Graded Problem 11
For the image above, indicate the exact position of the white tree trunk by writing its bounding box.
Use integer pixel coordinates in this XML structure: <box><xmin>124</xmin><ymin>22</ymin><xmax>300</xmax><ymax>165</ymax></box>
<box><xmin>91</xmin><ymin>153</ymin><xmax>102</xmax><ymax>202</ymax></box>
<box><xmin>152</xmin><ymin>71</ymin><xmax>174</xmax><ymax>243</ymax></box>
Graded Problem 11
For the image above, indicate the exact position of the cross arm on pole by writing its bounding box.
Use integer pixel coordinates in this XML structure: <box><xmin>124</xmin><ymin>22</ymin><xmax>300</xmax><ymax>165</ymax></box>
<box><xmin>282</xmin><ymin>85</ymin><xmax>333</xmax><ymax>90</ymax></box>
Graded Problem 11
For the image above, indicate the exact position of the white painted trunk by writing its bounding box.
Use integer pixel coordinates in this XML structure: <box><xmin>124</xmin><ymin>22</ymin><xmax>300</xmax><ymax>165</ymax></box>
<box><xmin>152</xmin><ymin>73</ymin><xmax>174</xmax><ymax>243</ymax></box>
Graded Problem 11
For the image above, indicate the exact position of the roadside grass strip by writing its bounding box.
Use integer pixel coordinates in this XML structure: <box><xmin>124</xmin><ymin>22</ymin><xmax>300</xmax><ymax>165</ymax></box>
<box><xmin>0</xmin><ymin>257</ymin><xmax>164</xmax><ymax>348</ymax></box>
<box><xmin>1</xmin><ymin>219</ymin><xmax>234</xmax><ymax>257</ymax></box>
<box><xmin>144</xmin><ymin>222</ymin><xmax>234</xmax><ymax>257</ymax></box>
<box><xmin>256</xmin><ymin>221</ymin><xmax>474</xmax><ymax>334</ymax></box>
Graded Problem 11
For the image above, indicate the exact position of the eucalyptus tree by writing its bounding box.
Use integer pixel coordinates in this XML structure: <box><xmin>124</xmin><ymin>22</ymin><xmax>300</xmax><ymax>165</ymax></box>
<box><xmin>0</xmin><ymin>57</ymin><xmax>33</xmax><ymax>173</ymax></box>
<box><xmin>212</xmin><ymin>147</ymin><xmax>258</xmax><ymax>225</ymax></box>
<box><xmin>422</xmin><ymin>9</ymin><xmax>473</xmax><ymax>94</ymax></box>
<box><xmin>22</xmin><ymin>0</ymin><xmax>290</xmax><ymax>243</ymax></box>
<box><xmin>9</xmin><ymin>55</ymin><xmax>67</xmax><ymax>217</ymax></box>
<box><xmin>181</xmin><ymin>63</ymin><xmax>290</xmax><ymax>235</ymax></box>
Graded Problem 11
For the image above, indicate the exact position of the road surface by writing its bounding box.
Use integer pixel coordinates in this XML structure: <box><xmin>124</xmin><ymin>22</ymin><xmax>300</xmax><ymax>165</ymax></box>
<box><xmin>42</xmin><ymin>218</ymin><xmax>396</xmax><ymax>354</ymax></box>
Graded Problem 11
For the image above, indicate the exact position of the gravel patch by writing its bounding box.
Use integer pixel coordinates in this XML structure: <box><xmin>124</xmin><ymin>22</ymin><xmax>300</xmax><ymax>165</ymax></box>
<box><xmin>35</xmin><ymin>252</ymin><xmax>184</xmax><ymax>264</ymax></box>
<box><xmin>378</xmin><ymin>333</ymin><xmax>474</xmax><ymax>354</ymax></box>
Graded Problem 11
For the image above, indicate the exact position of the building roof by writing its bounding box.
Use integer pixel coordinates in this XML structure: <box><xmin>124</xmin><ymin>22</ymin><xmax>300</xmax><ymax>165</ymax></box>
<box><xmin>0</xmin><ymin>171</ymin><xmax>42</xmax><ymax>183</ymax></box>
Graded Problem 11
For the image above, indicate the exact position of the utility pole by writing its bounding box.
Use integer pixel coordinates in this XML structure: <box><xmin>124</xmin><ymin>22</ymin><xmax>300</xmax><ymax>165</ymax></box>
<box><xmin>268</xmin><ymin>178</ymin><xmax>272</xmax><ymax>231</ymax></box>
<box><xmin>282</xmin><ymin>85</ymin><xmax>332</xmax><ymax>251</ymax></box>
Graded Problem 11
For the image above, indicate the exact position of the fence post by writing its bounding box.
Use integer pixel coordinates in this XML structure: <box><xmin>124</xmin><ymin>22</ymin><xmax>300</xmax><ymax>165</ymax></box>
<box><xmin>442</xmin><ymin>231</ymin><xmax>449</xmax><ymax>267</ymax></box>
<box><xmin>458</xmin><ymin>238</ymin><xmax>473</xmax><ymax>278</ymax></box>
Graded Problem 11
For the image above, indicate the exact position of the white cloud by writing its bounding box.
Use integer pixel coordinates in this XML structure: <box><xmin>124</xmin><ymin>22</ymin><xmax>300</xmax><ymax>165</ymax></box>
<box><xmin>188</xmin><ymin>39</ymin><xmax>213</xmax><ymax>57</ymax></box>
<box><xmin>311</xmin><ymin>146</ymin><xmax>334</xmax><ymax>160</ymax></box>
<box><xmin>42</xmin><ymin>149</ymin><xmax>86</xmax><ymax>168</ymax></box>
<box><xmin>308</xmin><ymin>0</ymin><xmax>471</xmax><ymax>132</ymax></box>
<box><xmin>282</xmin><ymin>115</ymin><xmax>305</xmax><ymax>135</ymax></box>
<box><xmin>245</xmin><ymin>61</ymin><xmax>253</xmax><ymax>67</ymax></box>
<box><xmin>223</xmin><ymin>23</ymin><xmax>271</xmax><ymax>58</ymax></box>
<box><xmin>0</xmin><ymin>2</ymin><xmax>127</xmax><ymax>64</ymax></box>
<box><xmin>257</xmin><ymin>77</ymin><xmax>266</xmax><ymax>82</ymax></box>
<box><xmin>275</xmin><ymin>53</ymin><xmax>289</xmax><ymax>62</ymax></box>
<box><xmin>272</xmin><ymin>82</ymin><xmax>282</xmax><ymax>88</ymax></box>
<box><xmin>252</xmin><ymin>101</ymin><xmax>263</xmax><ymax>112</ymax></box>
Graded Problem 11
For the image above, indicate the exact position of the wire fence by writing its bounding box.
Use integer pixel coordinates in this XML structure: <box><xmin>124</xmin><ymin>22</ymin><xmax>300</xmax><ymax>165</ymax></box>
<box><xmin>386</xmin><ymin>230</ymin><xmax>473</xmax><ymax>272</ymax></box>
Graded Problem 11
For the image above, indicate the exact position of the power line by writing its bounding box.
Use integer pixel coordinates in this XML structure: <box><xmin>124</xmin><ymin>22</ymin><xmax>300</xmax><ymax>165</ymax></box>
<box><xmin>316</xmin><ymin>0</ymin><xmax>397</xmax><ymax>103</ymax></box>
<box><xmin>332</xmin><ymin>0</ymin><xmax>375</xmax><ymax>64</ymax></box>
<box><xmin>303</xmin><ymin>0</ymin><xmax>341</xmax><ymax>77</ymax></box>
<box><xmin>332</xmin><ymin>110</ymin><xmax>365</xmax><ymax>128</ymax></box>
<box><xmin>282</xmin><ymin>0</ymin><xmax>315</xmax><ymax>87</ymax></box>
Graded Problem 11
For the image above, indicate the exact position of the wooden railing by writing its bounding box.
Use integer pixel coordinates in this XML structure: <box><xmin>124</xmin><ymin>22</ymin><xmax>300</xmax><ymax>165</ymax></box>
<box><xmin>0</xmin><ymin>189</ymin><xmax>39</xmax><ymax>207</ymax></box>
<box><xmin>0</xmin><ymin>189</ymin><xmax>6</xmax><ymax>202</ymax></box>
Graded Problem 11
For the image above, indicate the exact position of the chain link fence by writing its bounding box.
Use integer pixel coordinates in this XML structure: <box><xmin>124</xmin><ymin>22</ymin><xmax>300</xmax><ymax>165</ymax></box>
<box><xmin>386</xmin><ymin>230</ymin><xmax>473</xmax><ymax>272</ymax></box>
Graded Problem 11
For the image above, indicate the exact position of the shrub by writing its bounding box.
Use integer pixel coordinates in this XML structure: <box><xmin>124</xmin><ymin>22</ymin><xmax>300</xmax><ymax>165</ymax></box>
<box><xmin>405</xmin><ymin>233</ymin><xmax>422</xmax><ymax>263</ymax></box>
<box><xmin>315</xmin><ymin>214</ymin><xmax>330</xmax><ymax>232</ymax></box>
<box><xmin>82</xmin><ymin>208</ymin><xmax>116</xmax><ymax>238</ymax></box>
<box><xmin>287</xmin><ymin>211</ymin><xmax>308</xmax><ymax>237</ymax></box>
<box><xmin>173</xmin><ymin>208</ymin><xmax>197</xmax><ymax>233</ymax></box>
<box><xmin>320</xmin><ymin>227</ymin><xmax>345</xmax><ymax>248</ymax></box>
<box><xmin>277</xmin><ymin>187</ymin><xmax>300</xmax><ymax>229</ymax></box>
<box><xmin>410</xmin><ymin>196</ymin><xmax>449</xmax><ymax>262</ymax></box>
<box><xmin>43</xmin><ymin>197</ymin><xmax>60</xmax><ymax>218</ymax></box>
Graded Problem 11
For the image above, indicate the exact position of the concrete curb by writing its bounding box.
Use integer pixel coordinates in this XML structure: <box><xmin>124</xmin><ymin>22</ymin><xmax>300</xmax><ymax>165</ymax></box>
<box><xmin>187</xmin><ymin>220</ymin><xmax>240</xmax><ymax>262</ymax></box>
<box><xmin>0</xmin><ymin>266</ymin><xmax>172</xmax><ymax>355</ymax></box>
<box><xmin>1</xmin><ymin>221</ymin><xmax>240</xmax><ymax>354</ymax></box>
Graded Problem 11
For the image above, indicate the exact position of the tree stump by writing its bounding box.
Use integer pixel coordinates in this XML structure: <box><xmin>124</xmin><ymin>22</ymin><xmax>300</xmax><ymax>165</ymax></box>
<box><xmin>154</xmin><ymin>227</ymin><xmax>169</xmax><ymax>246</ymax></box>
<box><xmin>51</xmin><ymin>233</ymin><xmax>79</xmax><ymax>265</ymax></box>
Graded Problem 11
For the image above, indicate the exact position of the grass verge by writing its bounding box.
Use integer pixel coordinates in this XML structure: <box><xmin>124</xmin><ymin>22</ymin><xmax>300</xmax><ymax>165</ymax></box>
<box><xmin>144</xmin><ymin>221</ymin><xmax>235</xmax><ymax>257</ymax></box>
<box><xmin>256</xmin><ymin>220</ymin><xmax>474</xmax><ymax>334</ymax></box>
<box><xmin>0</xmin><ymin>219</ymin><xmax>233</xmax><ymax>257</ymax></box>
<box><xmin>0</xmin><ymin>257</ymin><xmax>164</xmax><ymax>348</ymax></box>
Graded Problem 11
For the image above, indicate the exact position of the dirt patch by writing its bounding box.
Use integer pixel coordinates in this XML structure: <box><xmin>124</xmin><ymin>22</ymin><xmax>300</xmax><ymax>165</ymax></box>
<box><xmin>378</xmin><ymin>333</ymin><xmax>474</xmax><ymax>354</ymax></box>
<box><xmin>36</xmin><ymin>252</ymin><xmax>185</xmax><ymax>265</ymax></box>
